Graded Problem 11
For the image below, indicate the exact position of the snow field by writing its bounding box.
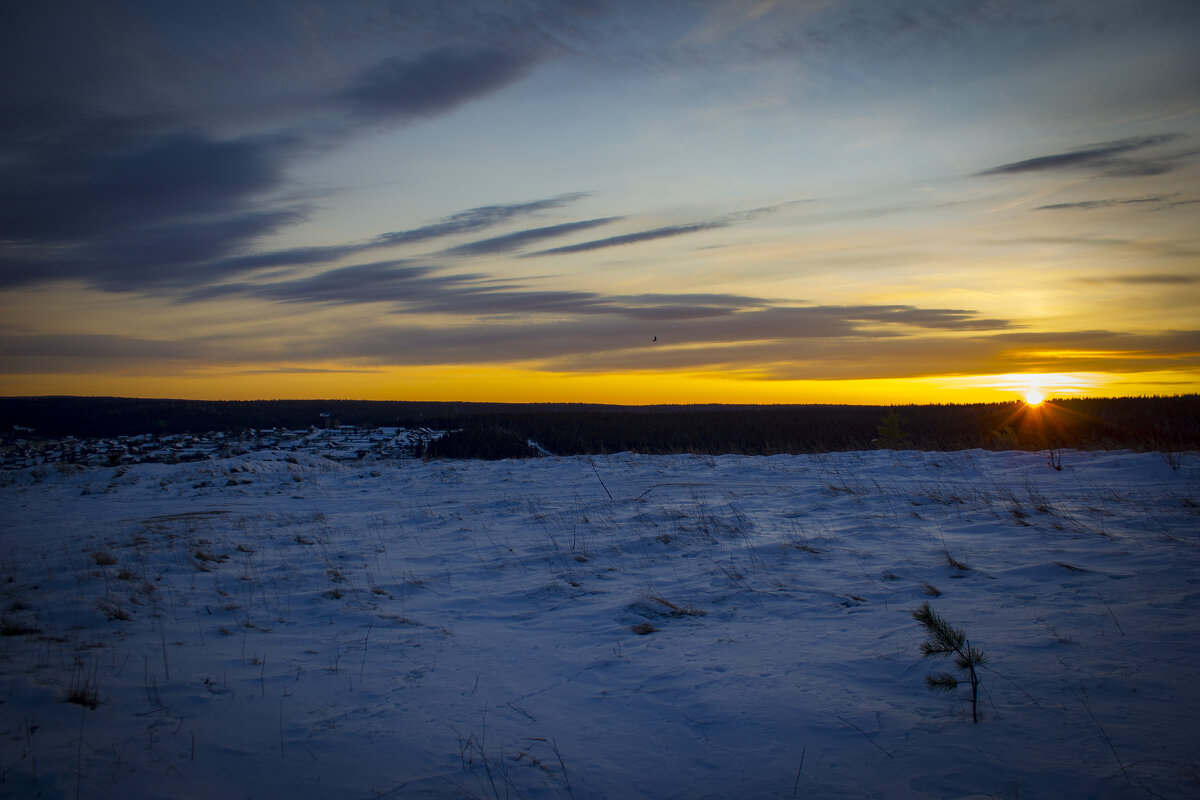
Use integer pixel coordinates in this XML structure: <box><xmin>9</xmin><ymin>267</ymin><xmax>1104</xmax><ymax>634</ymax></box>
<box><xmin>1</xmin><ymin>449</ymin><xmax>1198</xmax><ymax>799</ymax></box>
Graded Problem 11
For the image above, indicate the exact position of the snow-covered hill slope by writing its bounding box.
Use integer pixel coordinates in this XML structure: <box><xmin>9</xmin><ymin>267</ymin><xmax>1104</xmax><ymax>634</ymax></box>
<box><xmin>2</xmin><ymin>450</ymin><xmax>1197</xmax><ymax>799</ymax></box>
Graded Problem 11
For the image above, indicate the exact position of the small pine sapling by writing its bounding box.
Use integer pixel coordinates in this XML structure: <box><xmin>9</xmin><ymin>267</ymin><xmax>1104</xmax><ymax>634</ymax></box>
<box><xmin>912</xmin><ymin>601</ymin><xmax>986</xmax><ymax>722</ymax></box>
<box><xmin>872</xmin><ymin>410</ymin><xmax>911</xmax><ymax>449</ymax></box>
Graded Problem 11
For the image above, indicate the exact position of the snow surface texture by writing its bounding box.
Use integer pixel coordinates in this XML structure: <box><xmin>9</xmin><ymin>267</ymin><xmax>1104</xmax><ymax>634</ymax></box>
<box><xmin>1</xmin><ymin>450</ymin><xmax>1198</xmax><ymax>799</ymax></box>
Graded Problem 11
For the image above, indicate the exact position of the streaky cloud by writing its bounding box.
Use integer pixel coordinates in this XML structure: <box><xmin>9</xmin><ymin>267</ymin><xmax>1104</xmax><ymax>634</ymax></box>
<box><xmin>524</xmin><ymin>222</ymin><xmax>729</xmax><ymax>257</ymax></box>
<box><xmin>1079</xmin><ymin>273</ymin><xmax>1200</xmax><ymax>286</ymax></box>
<box><xmin>976</xmin><ymin>134</ymin><xmax>1186</xmax><ymax>178</ymax></box>
<box><xmin>443</xmin><ymin>217</ymin><xmax>623</xmax><ymax>256</ymax></box>
<box><xmin>267</xmin><ymin>302</ymin><xmax>1013</xmax><ymax>370</ymax></box>
<box><xmin>342</xmin><ymin>46</ymin><xmax>539</xmax><ymax>122</ymax></box>
<box><xmin>170</xmin><ymin>193</ymin><xmax>600</xmax><ymax>293</ymax></box>
<box><xmin>370</xmin><ymin>193</ymin><xmax>589</xmax><ymax>248</ymax></box>
<box><xmin>0</xmin><ymin>333</ymin><xmax>210</xmax><ymax>362</ymax></box>
<box><xmin>1034</xmin><ymin>195</ymin><xmax>1175</xmax><ymax>211</ymax></box>
<box><xmin>0</xmin><ymin>103</ymin><xmax>312</xmax><ymax>291</ymax></box>
<box><xmin>0</xmin><ymin>208</ymin><xmax>306</xmax><ymax>292</ymax></box>
<box><xmin>185</xmin><ymin>261</ymin><xmax>456</xmax><ymax>306</ymax></box>
<box><xmin>0</xmin><ymin>117</ymin><xmax>299</xmax><ymax>243</ymax></box>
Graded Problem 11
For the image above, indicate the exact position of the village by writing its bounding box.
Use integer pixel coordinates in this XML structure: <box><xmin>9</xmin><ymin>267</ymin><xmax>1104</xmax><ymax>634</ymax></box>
<box><xmin>0</xmin><ymin>424</ymin><xmax>444</xmax><ymax>470</ymax></box>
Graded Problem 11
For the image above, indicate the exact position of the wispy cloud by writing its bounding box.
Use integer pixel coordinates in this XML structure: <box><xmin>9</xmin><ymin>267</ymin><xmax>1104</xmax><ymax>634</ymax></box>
<box><xmin>182</xmin><ymin>260</ymin><xmax>767</xmax><ymax>320</ymax></box>
<box><xmin>1033</xmin><ymin>194</ymin><xmax>1177</xmax><ymax>211</ymax></box>
<box><xmin>340</xmin><ymin>46</ymin><xmax>539</xmax><ymax>122</ymax></box>
<box><xmin>0</xmin><ymin>180</ymin><xmax>593</xmax><ymax>292</ymax></box>
<box><xmin>1078</xmin><ymin>273</ymin><xmax>1200</xmax><ymax>286</ymax></box>
<box><xmin>246</xmin><ymin>302</ymin><xmax>1015</xmax><ymax>371</ymax></box>
<box><xmin>0</xmin><ymin>39</ymin><xmax>553</xmax><ymax>294</ymax></box>
<box><xmin>0</xmin><ymin>106</ymin><xmax>307</xmax><ymax>292</ymax></box>
<box><xmin>369</xmin><ymin>193</ymin><xmax>589</xmax><ymax>249</ymax></box>
<box><xmin>442</xmin><ymin>217</ymin><xmax>622</xmax><ymax>256</ymax></box>
<box><xmin>977</xmin><ymin>134</ymin><xmax>1191</xmax><ymax>178</ymax></box>
<box><xmin>11</xmin><ymin>323</ymin><xmax>1200</xmax><ymax>384</ymax></box>
<box><xmin>0</xmin><ymin>333</ymin><xmax>214</xmax><ymax>373</ymax></box>
<box><xmin>524</xmin><ymin>222</ymin><xmax>730</xmax><ymax>257</ymax></box>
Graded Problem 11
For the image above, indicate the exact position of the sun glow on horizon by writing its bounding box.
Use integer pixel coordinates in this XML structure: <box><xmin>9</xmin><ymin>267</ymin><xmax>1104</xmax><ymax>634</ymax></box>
<box><xmin>2</xmin><ymin>366</ymin><xmax>1194</xmax><ymax>406</ymax></box>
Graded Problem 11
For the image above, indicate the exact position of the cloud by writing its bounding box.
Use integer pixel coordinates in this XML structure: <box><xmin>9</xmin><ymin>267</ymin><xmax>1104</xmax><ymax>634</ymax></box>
<box><xmin>234</xmin><ymin>301</ymin><xmax>1013</xmax><ymax>372</ymax></box>
<box><xmin>0</xmin><ymin>103</ymin><xmax>312</xmax><ymax>291</ymax></box>
<box><xmin>1078</xmin><ymin>273</ymin><xmax>1200</xmax><ymax>286</ymax></box>
<box><xmin>0</xmin><ymin>118</ymin><xmax>593</xmax><ymax>290</ymax></box>
<box><xmin>179</xmin><ymin>247</ymin><xmax>1015</xmax><ymax>346</ymax></box>
<box><xmin>175</xmin><ymin>193</ymin><xmax>600</xmax><ymax>293</ymax></box>
<box><xmin>442</xmin><ymin>217</ymin><xmax>622</xmax><ymax>256</ymax></box>
<box><xmin>976</xmin><ymin>134</ymin><xmax>1189</xmax><ymax>178</ymax></box>
<box><xmin>233</xmin><ymin>367</ymin><xmax>386</xmax><ymax>375</ymax></box>
<box><xmin>183</xmin><ymin>261</ymin><xmax>453</xmax><ymax>306</ymax></box>
<box><xmin>44</xmin><ymin>192</ymin><xmax>798</xmax><ymax>296</ymax></box>
<box><xmin>508</xmin><ymin>200</ymin><xmax>812</xmax><ymax>259</ymax></box>
<box><xmin>341</xmin><ymin>46</ymin><xmax>539</xmax><ymax>122</ymax></box>
<box><xmin>524</xmin><ymin>222</ymin><xmax>730</xmax><ymax>257</ymax></box>
<box><xmin>11</xmin><ymin>321</ymin><xmax>1199</xmax><ymax>383</ymax></box>
<box><xmin>0</xmin><ymin>35</ymin><xmax>554</xmax><ymax>294</ymax></box>
<box><xmin>369</xmin><ymin>193</ymin><xmax>589</xmax><ymax>248</ymax></box>
<box><xmin>982</xmin><ymin>235</ymin><xmax>1199</xmax><ymax>261</ymax></box>
<box><xmin>182</xmin><ymin>260</ymin><xmax>768</xmax><ymax>320</ymax></box>
<box><xmin>0</xmin><ymin>333</ymin><xmax>214</xmax><ymax>373</ymax></box>
<box><xmin>1033</xmin><ymin>195</ymin><xmax>1177</xmax><ymax>211</ymax></box>
<box><xmin>1</xmin><ymin>208</ymin><xmax>308</xmax><ymax>292</ymax></box>
<box><xmin>0</xmin><ymin>111</ymin><xmax>299</xmax><ymax>243</ymax></box>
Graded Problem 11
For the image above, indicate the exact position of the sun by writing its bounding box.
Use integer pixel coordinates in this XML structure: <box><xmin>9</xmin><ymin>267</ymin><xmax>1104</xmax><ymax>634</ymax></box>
<box><xmin>1023</xmin><ymin>389</ymin><xmax>1045</xmax><ymax>407</ymax></box>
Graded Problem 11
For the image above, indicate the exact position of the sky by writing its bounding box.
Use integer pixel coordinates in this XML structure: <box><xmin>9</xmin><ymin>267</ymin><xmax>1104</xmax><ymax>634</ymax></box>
<box><xmin>1</xmin><ymin>0</ymin><xmax>1198</xmax><ymax>405</ymax></box>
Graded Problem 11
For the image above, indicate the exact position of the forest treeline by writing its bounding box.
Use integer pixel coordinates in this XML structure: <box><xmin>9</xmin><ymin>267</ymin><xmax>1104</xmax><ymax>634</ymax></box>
<box><xmin>2</xmin><ymin>395</ymin><xmax>1198</xmax><ymax>454</ymax></box>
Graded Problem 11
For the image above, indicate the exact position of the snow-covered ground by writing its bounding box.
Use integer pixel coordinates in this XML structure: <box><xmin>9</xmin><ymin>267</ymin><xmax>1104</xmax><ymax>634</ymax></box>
<box><xmin>1</xmin><ymin>449</ymin><xmax>1198</xmax><ymax>799</ymax></box>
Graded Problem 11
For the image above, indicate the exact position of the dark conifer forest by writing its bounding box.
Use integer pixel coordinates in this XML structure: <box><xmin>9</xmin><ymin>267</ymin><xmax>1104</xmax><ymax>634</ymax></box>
<box><xmin>2</xmin><ymin>395</ymin><xmax>1197</xmax><ymax>455</ymax></box>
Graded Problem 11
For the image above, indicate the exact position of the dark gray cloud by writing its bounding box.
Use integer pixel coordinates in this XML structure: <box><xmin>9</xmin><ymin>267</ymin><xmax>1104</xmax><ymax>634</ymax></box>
<box><xmin>5</xmin><ymin>107</ymin><xmax>295</xmax><ymax>222</ymax></box>
<box><xmin>174</xmin><ymin>194</ymin><xmax>598</xmax><ymax>292</ymax></box>
<box><xmin>976</xmin><ymin>135</ymin><xmax>1190</xmax><ymax>178</ymax></box>
<box><xmin>982</xmin><ymin>329</ymin><xmax>1200</xmax><ymax>374</ymax></box>
<box><xmin>178</xmin><ymin>239</ymin><xmax>1019</xmax><ymax>338</ymax></box>
<box><xmin>370</xmin><ymin>194</ymin><xmax>589</xmax><ymax>249</ymax></box>
<box><xmin>234</xmin><ymin>367</ymin><xmax>386</xmax><ymax>375</ymax></box>
<box><xmin>607</xmin><ymin>293</ymin><xmax>769</xmax><ymax>321</ymax></box>
<box><xmin>510</xmin><ymin>200</ymin><xmax>813</xmax><ymax>259</ymax></box>
<box><xmin>24</xmin><ymin>192</ymin><xmax>791</xmax><ymax>294</ymax></box>
<box><xmin>237</xmin><ymin>302</ymin><xmax>1015</xmax><ymax>371</ymax></box>
<box><xmin>1</xmin><ymin>208</ymin><xmax>307</xmax><ymax>292</ymax></box>
<box><xmin>0</xmin><ymin>333</ymin><xmax>207</xmax><ymax>360</ymax></box>
<box><xmin>183</xmin><ymin>261</ymin><xmax>453</xmax><ymax>305</ymax></box>
<box><xmin>442</xmin><ymin>217</ymin><xmax>622</xmax><ymax>256</ymax></box>
<box><xmin>524</xmin><ymin>222</ymin><xmax>730</xmax><ymax>257</ymax></box>
<box><xmin>181</xmin><ymin>260</ymin><xmax>768</xmax><ymax>320</ymax></box>
<box><xmin>0</xmin><ymin>24</ymin><xmax>551</xmax><ymax>294</ymax></box>
<box><xmin>342</xmin><ymin>46</ymin><xmax>539</xmax><ymax>121</ymax></box>
<box><xmin>0</xmin><ymin>107</ymin><xmax>592</xmax><ymax>290</ymax></box>
<box><xmin>11</xmin><ymin>321</ymin><xmax>1200</xmax><ymax>382</ymax></box>
<box><xmin>0</xmin><ymin>111</ymin><xmax>299</xmax><ymax>239</ymax></box>
<box><xmin>1034</xmin><ymin>195</ymin><xmax>1176</xmax><ymax>211</ymax></box>
<box><xmin>0</xmin><ymin>102</ymin><xmax>313</xmax><ymax>291</ymax></box>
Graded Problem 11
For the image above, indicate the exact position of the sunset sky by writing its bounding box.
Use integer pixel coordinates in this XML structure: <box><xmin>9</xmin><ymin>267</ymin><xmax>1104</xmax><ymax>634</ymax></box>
<box><xmin>2</xmin><ymin>1</ymin><xmax>1198</xmax><ymax>405</ymax></box>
